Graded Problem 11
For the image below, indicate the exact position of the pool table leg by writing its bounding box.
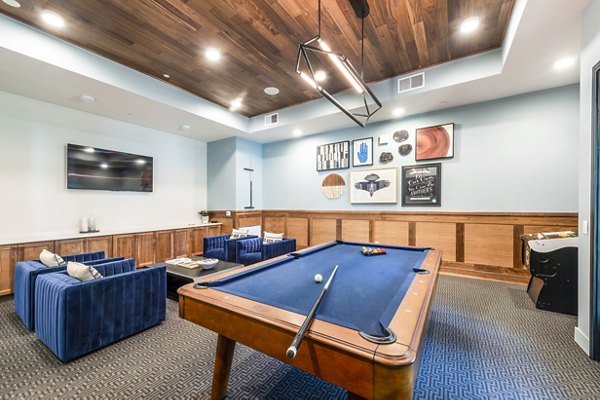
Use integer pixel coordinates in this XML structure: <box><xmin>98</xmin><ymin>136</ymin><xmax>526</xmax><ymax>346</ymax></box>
<box><xmin>211</xmin><ymin>334</ymin><xmax>236</xmax><ymax>400</ymax></box>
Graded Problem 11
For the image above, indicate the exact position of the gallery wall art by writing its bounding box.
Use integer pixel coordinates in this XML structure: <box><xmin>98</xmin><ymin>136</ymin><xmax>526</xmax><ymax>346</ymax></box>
<box><xmin>321</xmin><ymin>173</ymin><xmax>346</xmax><ymax>199</ymax></box>
<box><xmin>350</xmin><ymin>168</ymin><xmax>397</xmax><ymax>204</ymax></box>
<box><xmin>352</xmin><ymin>137</ymin><xmax>373</xmax><ymax>167</ymax></box>
<box><xmin>316</xmin><ymin>140</ymin><xmax>350</xmax><ymax>171</ymax></box>
<box><xmin>401</xmin><ymin>163</ymin><xmax>441</xmax><ymax>206</ymax></box>
<box><xmin>415</xmin><ymin>123</ymin><xmax>454</xmax><ymax>161</ymax></box>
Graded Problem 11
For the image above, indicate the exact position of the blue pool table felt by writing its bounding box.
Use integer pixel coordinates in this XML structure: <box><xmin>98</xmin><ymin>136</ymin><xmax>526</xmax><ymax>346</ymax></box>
<box><xmin>206</xmin><ymin>241</ymin><xmax>430</xmax><ymax>337</ymax></box>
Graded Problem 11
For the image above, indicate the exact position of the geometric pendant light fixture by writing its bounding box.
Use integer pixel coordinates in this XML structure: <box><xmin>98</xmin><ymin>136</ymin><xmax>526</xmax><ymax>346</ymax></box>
<box><xmin>295</xmin><ymin>0</ymin><xmax>382</xmax><ymax>127</ymax></box>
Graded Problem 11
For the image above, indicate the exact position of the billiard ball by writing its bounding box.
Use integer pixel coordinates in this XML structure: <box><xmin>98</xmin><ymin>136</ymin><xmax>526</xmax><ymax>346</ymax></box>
<box><xmin>314</xmin><ymin>274</ymin><xmax>323</xmax><ymax>283</ymax></box>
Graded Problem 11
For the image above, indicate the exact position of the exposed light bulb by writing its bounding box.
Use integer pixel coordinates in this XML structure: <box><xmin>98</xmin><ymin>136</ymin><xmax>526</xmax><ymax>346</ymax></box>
<box><xmin>318</xmin><ymin>39</ymin><xmax>363</xmax><ymax>94</ymax></box>
<box><xmin>314</xmin><ymin>70</ymin><xmax>327</xmax><ymax>82</ymax></box>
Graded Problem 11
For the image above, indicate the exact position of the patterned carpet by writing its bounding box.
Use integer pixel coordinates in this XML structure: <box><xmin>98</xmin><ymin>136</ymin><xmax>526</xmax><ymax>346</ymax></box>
<box><xmin>1</xmin><ymin>275</ymin><xmax>599</xmax><ymax>399</ymax></box>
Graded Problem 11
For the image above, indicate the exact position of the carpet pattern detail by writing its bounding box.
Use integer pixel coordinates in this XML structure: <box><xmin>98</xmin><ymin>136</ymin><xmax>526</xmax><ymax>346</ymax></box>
<box><xmin>0</xmin><ymin>275</ymin><xmax>599</xmax><ymax>399</ymax></box>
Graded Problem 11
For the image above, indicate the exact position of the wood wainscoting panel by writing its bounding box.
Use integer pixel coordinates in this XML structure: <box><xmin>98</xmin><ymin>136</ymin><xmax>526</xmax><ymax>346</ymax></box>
<box><xmin>21</xmin><ymin>241</ymin><xmax>55</xmax><ymax>261</ymax></box>
<box><xmin>341</xmin><ymin>219</ymin><xmax>370</xmax><ymax>243</ymax></box>
<box><xmin>264</xmin><ymin>217</ymin><xmax>286</xmax><ymax>235</ymax></box>
<box><xmin>155</xmin><ymin>230</ymin><xmax>173</xmax><ymax>262</ymax></box>
<box><xmin>55</xmin><ymin>239</ymin><xmax>85</xmax><ymax>257</ymax></box>
<box><xmin>173</xmin><ymin>229</ymin><xmax>191</xmax><ymax>258</ymax></box>
<box><xmin>523</xmin><ymin>225</ymin><xmax>578</xmax><ymax>235</ymax></box>
<box><xmin>113</xmin><ymin>234</ymin><xmax>136</xmax><ymax>260</ymax></box>
<box><xmin>86</xmin><ymin>236</ymin><xmax>113</xmax><ymax>257</ymax></box>
<box><xmin>135</xmin><ymin>233</ymin><xmax>155</xmax><ymax>267</ymax></box>
<box><xmin>0</xmin><ymin>246</ymin><xmax>16</xmax><ymax>295</ymax></box>
<box><xmin>310</xmin><ymin>218</ymin><xmax>337</xmax><ymax>246</ymax></box>
<box><xmin>464</xmin><ymin>224</ymin><xmax>514</xmax><ymax>268</ymax></box>
<box><xmin>415</xmin><ymin>222</ymin><xmax>456</xmax><ymax>261</ymax></box>
<box><xmin>238</xmin><ymin>216</ymin><xmax>262</xmax><ymax>229</ymax></box>
<box><xmin>287</xmin><ymin>217</ymin><xmax>309</xmax><ymax>249</ymax></box>
<box><xmin>372</xmin><ymin>221</ymin><xmax>409</xmax><ymax>246</ymax></box>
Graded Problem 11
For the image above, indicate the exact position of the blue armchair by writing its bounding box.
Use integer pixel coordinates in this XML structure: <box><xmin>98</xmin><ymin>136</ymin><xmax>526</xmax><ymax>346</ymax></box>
<box><xmin>203</xmin><ymin>234</ymin><xmax>257</xmax><ymax>262</ymax></box>
<box><xmin>236</xmin><ymin>237</ymin><xmax>297</xmax><ymax>266</ymax></box>
<box><xmin>34</xmin><ymin>259</ymin><xmax>166</xmax><ymax>362</ymax></box>
<box><xmin>14</xmin><ymin>251</ymin><xmax>121</xmax><ymax>330</ymax></box>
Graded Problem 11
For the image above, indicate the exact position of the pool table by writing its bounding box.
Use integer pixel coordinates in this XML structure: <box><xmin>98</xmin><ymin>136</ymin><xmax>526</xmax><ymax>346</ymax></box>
<box><xmin>178</xmin><ymin>240</ymin><xmax>442</xmax><ymax>399</ymax></box>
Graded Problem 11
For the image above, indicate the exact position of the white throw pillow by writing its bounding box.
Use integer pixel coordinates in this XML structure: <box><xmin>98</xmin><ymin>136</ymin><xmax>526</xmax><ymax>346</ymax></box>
<box><xmin>39</xmin><ymin>249</ymin><xmax>65</xmax><ymax>267</ymax></box>
<box><xmin>263</xmin><ymin>231</ymin><xmax>283</xmax><ymax>244</ymax></box>
<box><xmin>66</xmin><ymin>261</ymin><xmax>103</xmax><ymax>281</ymax></box>
<box><xmin>230</xmin><ymin>228</ymin><xmax>249</xmax><ymax>239</ymax></box>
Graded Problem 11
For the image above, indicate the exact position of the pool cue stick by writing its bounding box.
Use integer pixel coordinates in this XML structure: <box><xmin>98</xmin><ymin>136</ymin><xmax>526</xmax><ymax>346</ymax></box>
<box><xmin>286</xmin><ymin>264</ymin><xmax>339</xmax><ymax>359</ymax></box>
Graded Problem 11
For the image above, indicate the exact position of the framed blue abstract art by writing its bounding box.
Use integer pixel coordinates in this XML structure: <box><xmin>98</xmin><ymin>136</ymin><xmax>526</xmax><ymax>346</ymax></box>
<box><xmin>352</xmin><ymin>137</ymin><xmax>373</xmax><ymax>167</ymax></box>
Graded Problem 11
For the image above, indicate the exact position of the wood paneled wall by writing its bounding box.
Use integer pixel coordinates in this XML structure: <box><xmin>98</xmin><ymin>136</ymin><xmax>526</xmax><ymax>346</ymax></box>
<box><xmin>210</xmin><ymin>210</ymin><xmax>577</xmax><ymax>283</ymax></box>
<box><xmin>0</xmin><ymin>225</ymin><xmax>221</xmax><ymax>296</ymax></box>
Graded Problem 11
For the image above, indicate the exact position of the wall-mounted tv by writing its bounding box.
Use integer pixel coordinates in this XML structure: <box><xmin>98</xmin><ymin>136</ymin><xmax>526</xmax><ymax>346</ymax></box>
<box><xmin>67</xmin><ymin>144</ymin><xmax>153</xmax><ymax>192</ymax></box>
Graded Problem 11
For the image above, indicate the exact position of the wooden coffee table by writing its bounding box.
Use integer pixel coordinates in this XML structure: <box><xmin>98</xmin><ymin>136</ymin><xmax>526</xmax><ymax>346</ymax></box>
<box><xmin>158</xmin><ymin>257</ymin><xmax>243</xmax><ymax>300</ymax></box>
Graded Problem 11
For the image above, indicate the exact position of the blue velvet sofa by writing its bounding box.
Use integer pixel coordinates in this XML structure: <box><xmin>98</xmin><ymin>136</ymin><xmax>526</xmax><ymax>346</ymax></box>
<box><xmin>34</xmin><ymin>259</ymin><xmax>166</xmax><ymax>362</ymax></box>
<box><xmin>235</xmin><ymin>237</ymin><xmax>297</xmax><ymax>266</ymax></box>
<box><xmin>14</xmin><ymin>251</ymin><xmax>122</xmax><ymax>330</ymax></box>
<box><xmin>203</xmin><ymin>234</ymin><xmax>258</xmax><ymax>262</ymax></box>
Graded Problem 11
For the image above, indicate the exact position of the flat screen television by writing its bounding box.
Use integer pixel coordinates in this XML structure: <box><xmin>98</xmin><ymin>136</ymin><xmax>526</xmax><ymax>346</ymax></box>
<box><xmin>67</xmin><ymin>144</ymin><xmax>153</xmax><ymax>192</ymax></box>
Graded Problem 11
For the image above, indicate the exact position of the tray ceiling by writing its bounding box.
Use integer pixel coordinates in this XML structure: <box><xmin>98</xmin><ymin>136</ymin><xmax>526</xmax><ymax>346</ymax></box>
<box><xmin>0</xmin><ymin>0</ymin><xmax>515</xmax><ymax>117</ymax></box>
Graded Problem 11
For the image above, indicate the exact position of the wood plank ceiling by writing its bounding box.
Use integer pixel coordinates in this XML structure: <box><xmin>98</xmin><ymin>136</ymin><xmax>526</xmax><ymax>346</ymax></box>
<box><xmin>0</xmin><ymin>0</ymin><xmax>514</xmax><ymax>117</ymax></box>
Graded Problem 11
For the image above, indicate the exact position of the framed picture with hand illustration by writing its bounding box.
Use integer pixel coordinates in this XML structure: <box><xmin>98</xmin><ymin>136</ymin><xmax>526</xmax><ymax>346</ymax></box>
<box><xmin>352</xmin><ymin>137</ymin><xmax>373</xmax><ymax>167</ymax></box>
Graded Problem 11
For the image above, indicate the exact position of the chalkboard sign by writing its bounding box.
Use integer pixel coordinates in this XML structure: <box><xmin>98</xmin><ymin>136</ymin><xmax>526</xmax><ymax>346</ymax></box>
<box><xmin>401</xmin><ymin>163</ymin><xmax>441</xmax><ymax>206</ymax></box>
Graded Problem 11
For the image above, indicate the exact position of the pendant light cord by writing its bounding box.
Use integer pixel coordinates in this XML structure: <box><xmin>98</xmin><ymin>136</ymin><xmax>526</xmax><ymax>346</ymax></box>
<box><xmin>318</xmin><ymin>0</ymin><xmax>321</xmax><ymax>36</ymax></box>
<box><xmin>361</xmin><ymin>14</ymin><xmax>364</xmax><ymax>79</ymax></box>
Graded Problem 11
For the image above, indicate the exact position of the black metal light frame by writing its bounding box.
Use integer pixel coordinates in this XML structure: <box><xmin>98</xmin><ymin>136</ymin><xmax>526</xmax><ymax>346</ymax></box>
<box><xmin>295</xmin><ymin>0</ymin><xmax>382</xmax><ymax>127</ymax></box>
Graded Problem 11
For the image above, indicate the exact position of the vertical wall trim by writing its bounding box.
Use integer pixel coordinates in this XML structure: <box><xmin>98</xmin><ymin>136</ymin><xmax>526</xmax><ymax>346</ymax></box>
<box><xmin>513</xmin><ymin>225</ymin><xmax>525</xmax><ymax>269</ymax></box>
<box><xmin>408</xmin><ymin>222</ymin><xmax>416</xmax><ymax>246</ymax></box>
<box><xmin>591</xmin><ymin>59</ymin><xmax>600</xmax><ymax>361</ymax></box>
<box><xmin>456</xmin><ymin>223</ymin><xmax>465</xmax><ymax>262</ymax></box>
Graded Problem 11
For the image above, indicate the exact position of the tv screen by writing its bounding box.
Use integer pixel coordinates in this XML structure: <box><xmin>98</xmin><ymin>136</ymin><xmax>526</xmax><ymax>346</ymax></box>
<box><xmin>67</xmin><ymin>144</ymin><xmax>153</xmax><ymax>192</ymax></box>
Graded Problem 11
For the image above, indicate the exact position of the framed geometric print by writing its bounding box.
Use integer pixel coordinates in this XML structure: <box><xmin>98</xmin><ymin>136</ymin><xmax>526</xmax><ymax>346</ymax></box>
<box><xmin>316</xmin><ymin>140</ymin><xmax>350</xmax><ymax>171</ymax></box>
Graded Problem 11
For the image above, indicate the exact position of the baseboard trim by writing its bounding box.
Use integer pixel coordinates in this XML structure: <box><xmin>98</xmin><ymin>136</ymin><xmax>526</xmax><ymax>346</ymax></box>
<box><xmin>575</xmin><ymin>326</ymin><xmax>590</xmax><ymax>355</ymax></box>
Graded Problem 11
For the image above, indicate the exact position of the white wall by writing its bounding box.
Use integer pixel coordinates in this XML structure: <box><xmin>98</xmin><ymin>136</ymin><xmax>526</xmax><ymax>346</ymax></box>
<box><xmin>576</xmin><ymin>0</ymin><xmax>600</xmax><ymax>355</ymax></box>
<box><xmin>262</xmin><ymin>85</ymin><xmax>579</xmax><ymax>212</ymax></box>
<box><xmin>0</xmin><ymin>91</ymin><xmax>207</xmax><ymax>244</ymax></box>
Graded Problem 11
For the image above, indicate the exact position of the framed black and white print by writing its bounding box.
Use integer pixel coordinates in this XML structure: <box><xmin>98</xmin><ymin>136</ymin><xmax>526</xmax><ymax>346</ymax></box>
<box><xmin>316</xmin><ymin>140</ymin><xmax>350</xmax><ymax>171</ymax></box>
<box><xmin>401</xmin><ymin>163</ymin><xmax>441</xmax><ymax>206</ymax></box>
<box><xmin>352</xmin><ymin>137</ymin><xmax>373</xmax><ymax>167</ymax></box>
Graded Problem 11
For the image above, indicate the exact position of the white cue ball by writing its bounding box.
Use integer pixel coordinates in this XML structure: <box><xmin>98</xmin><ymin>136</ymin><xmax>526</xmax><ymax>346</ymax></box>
<box><xmin>314</xmin><ymin>274</ymin><xmax>323</xmax><ymax>283</ymax></box>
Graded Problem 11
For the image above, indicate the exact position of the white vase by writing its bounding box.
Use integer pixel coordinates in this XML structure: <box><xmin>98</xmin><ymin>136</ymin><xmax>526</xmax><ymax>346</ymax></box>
<box><xmin>201</xmin><ymin>215</ymin><xmax>209</xmax><ymax>224</ymax></box>
<box><xmin>80</xmin><ymin>217</ymin><xmax>89</xmax><ymax>233</ymax></box>
<box><xmin>88</xmin><ymin>216</ymin><xmax>96</xmax><ymax>231</ymax></box>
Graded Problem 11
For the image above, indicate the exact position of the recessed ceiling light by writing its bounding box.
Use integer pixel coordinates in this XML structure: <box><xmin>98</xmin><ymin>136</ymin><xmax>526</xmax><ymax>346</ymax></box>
<box><xmin>553</xmin><ymin>56</ymin><xmax>576</xmax><ymax>70</ymax></box>
<box><xmin>2</xmin><ymin>0</ymin><xmax>21</xmax><ymax>8</ymax></box>
<box><xmin>393</xmin><ymin>107</ymin><xmax>405</xmax><ymax>116</ymax></box>
<box><xmin>79</xmin><ymin>94</ymin><xmax>95</xmax><ymax>103</ymax></box>
<box><xmin>460</xmin><ymin>17</ymin><xmax>480</xmax><ymax>33</ymax></box>
<box><xmin>163</xmin><ymin>73</ymin><xmax>171</xmax><ymax>79</ymax></box>
<box><xmin>41</xmin><ymin>11</ymin><xmax>65</xmax><ymax>28</ymax></box>
<box><xmin>292</xmin><ymin>129</ymin><xmax>302</xmax><ymax>137</ymax></box>
<box><xmin>314</xmin><ymin>70</ymin><xmax>327</xmax><ymax>82</ymax></box>
<box><xmin>264</xmin><ymin>87</ymin><xmax>280</xmax><ymax>96</ymax></box>
<box><xmin>100</xmin><ymin>163</ymin><xmax>108</xmax><ymax>169</ymax></box>
<box><xmin>180</xmin><ymin>124</ymin><xmax>192</xmax><ymax>131</ymax></box>
<box><xmin>83</xmin><ymin>147</ymin><xmax>95</xmax><ymax>153</ymax></box>
<box><xmin>206</xmin><ymin>47</ymin><xmax>221</xmax><ymax>62</ymax></box>
<box><xmin>230</xmin><ymin>98</ymin><xmax>242</xmax><ymax>110</ymax></box>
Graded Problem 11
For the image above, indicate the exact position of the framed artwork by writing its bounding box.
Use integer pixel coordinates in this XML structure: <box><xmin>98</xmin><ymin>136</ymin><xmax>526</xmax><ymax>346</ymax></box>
<box><xmin>316</xmin><ymin>140</ymin><xmax>350</xmax><ymax>171</ymax></box>
<box><xmin>415</xmin><ymin>123</ymin><xmax>454</xmax><ymax>161</ymax></box>
<box><xmin>352</xmin><ymin>137</ymin><xmax>373</xmax><ymax>167</ymax></box>
<box><xmin>321</xmin><ymin>173</ymin><xmax>346</xmax><ymax>199</ymax></box>
<box><xmin>350</xmin><ymin>168</ymin><xmax>397</xmax><ymax>204</ymax></box>
<box><xmin>401</xmin><ymin>163</ymin><xmax>441</xmax><ymax>206</ymax></box>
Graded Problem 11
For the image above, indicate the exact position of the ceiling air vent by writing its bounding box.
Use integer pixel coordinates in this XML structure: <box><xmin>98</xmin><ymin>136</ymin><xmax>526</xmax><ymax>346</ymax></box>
<box><xmin>264</xmin><ymin>113</ymin><xmax>279</xmax><ymax>126</ymax></box>
<box><xmin>398</xmin><ymin>72</ymin><xmax>425</xmax><ymax>93</ymax></box>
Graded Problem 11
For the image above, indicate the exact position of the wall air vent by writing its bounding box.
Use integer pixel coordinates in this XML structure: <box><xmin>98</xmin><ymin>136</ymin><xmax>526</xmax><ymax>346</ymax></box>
<box><xmin>264</xmin><ymin>113</ymin><xmax>279</xmax><ymax>126</ymax></box>
<box><xmin>398</xmin><ymin>72</ymin><xmax>425</xmax><ymax>93</ymax></box>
